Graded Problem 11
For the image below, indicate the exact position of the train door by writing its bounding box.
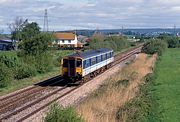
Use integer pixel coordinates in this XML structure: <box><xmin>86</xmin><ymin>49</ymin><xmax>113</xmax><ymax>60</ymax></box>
<box><xmin>68</xmin><ymin>58</ymin><xmax>76</xmax><ymax>77</ymax></box>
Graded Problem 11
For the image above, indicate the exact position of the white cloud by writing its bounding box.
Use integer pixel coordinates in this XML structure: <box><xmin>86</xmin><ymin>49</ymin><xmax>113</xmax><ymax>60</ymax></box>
<box><xmin>0</xmin><ymin>0</ymin><xmax>180</xmax><ymax>33</ymax></box>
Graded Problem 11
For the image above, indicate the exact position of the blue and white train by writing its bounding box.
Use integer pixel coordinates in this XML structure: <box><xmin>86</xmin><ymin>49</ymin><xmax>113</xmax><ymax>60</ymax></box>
<box><xmin>61</xmin><ymin>48</ymin><xmax>114</xmax><ymax>81</ymax></box>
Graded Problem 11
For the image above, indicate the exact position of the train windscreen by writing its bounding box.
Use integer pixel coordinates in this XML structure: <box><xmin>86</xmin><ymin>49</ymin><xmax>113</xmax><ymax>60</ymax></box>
<box><xmin>63</xmin><ymin>59</ymin><xmax>68</xmax><ymax>67</ymax></box>
<box><xmin>76</xmin><ymin>59</ymin><xmax>82</xmax><ymax>67</ymax></box>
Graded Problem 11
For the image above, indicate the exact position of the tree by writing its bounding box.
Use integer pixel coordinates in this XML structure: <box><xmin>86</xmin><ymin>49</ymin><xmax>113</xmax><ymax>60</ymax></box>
<box><xmin>20</xmin><ymin>32</ymin><xmax>52</xmax><ymax>56</ymax></box>
<box><xmin>17</xmin><ymin>22</ymin><xmax>53</xmax><ymax>73</ymax></box>
<box><xmin>20</xmin><ymin>22</ymin><xmax>40</xmax><ymax>41</ymax></box>
<box><xmin>8</xmin><ymin>17</ymin><xmax>28</xmax><ymax>49</ymax></box>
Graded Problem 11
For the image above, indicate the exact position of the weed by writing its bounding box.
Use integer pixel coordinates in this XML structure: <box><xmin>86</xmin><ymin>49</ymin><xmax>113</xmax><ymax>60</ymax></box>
<box><xmin>45</xmin><ymin>103</ymin><xmax>84</xmax><ymax>122</ymax></box>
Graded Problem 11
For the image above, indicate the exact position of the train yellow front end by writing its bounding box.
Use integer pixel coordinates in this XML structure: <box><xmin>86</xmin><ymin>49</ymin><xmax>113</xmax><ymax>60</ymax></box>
<box><xmin>61</xmin><ymin>56</ymin><xmax>83</xmax><ymax>80</ymax></box>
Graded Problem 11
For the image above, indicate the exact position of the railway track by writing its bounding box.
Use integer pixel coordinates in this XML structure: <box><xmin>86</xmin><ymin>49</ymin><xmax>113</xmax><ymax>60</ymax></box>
<box><xmin>0</xmin><ymin>45</ymin><xmax>143</xmax><ymax>122</ymax></box>
<box><xmin>0</xmin><ymin>76</ymin><xmax>63</xmax><ymax>121</ymax></box>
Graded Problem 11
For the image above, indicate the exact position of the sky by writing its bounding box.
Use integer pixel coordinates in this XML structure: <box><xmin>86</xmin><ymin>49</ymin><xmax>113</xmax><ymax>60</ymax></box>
<box><xmin>0</xmin><ymin>0</ymin><xmax>180</xmax><ymax>33</ymax></box>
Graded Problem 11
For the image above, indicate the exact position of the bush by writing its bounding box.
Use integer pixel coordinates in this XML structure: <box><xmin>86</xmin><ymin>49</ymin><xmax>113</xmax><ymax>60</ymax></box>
<box><xmin>167</xmin><ymin>38</ymin><xmax>180</xmax><ymax>48</ymax></box>
<box><xmin>53</xmin><ymin>55</ymin><xmax>62</xmax><ymax>67</ymax></box>
<box><xmin>0</xmin><ymin>51</ymin><xmax>21</xmax><ymax>68</ymax></box>
<box><xmin>89</xmin><ymin>36</ymin><xmax>130</xmax><ymax>51</ymax></box>
<box><xmin>0</xmin><ymin>62</ymin><xmax>13</xmax><ymax>87</ymax></box>
<box><xmin>14</xmin><ymin>63</ymin><xmax>37</xmax><ymax>80</ymax></box>
<box><xmin>142</xmin><ymin>39</ymin><xmax>167</xmax><ymax>55</ymax></box>
<box><xmin>35</xmin><ymin>53</ymin><xmax>53</xmax><ymax>73</ymax></box>
<box><xmin>45</xmin><ymin>104</ymin><xmax>83</xmax><ymax>122</ymax></box>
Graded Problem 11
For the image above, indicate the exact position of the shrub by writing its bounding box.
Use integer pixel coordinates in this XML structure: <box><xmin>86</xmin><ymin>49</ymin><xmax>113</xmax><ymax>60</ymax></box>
<box><xmin>45</xmin><ymin>104</ymin><xmax>83</xmax><ymax>122</ymax></box>
<box><xmin>14</xmin><ymin>63</ymin><xmax>37</xmax><ymax>80</ymax></box>
<box><xmin>167</xmin><ymin>38</ymin><xmax>180</xmax><ymax>48</ymax></box>
<box><xmin>0</xmin><ymin>62</ymin><xmax>13</xmax><ymax>87</ymax></box>
<box><xmin>53</xmin><ymin>55</ymin><xmax>62</xmax><ymax>67</ymax></box>
<box><xmin>0</xmin><ymin>51</ymin><xmax>21</xmax><ymax>68</ymax></box>
<box><xmin>89</xmin><ymin>36</ymin><xmax>130</xmax><ymax>51</ymax></box>
<box><xmin>142</xmin><ymin>39</ymin><xmax>167</xmax><ymax>55</ymax></box>
<box><xmin>35</xmin><ymin>53</ymin><xmax>53</xmax><ymax>73</ymax></box>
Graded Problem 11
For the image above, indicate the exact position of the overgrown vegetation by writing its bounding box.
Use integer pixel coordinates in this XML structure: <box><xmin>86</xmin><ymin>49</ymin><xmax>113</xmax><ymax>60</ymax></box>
<box><xmin>0</xmin><ymin>20</ymin><xmax>72</xmax><ymax>89</ymax></box>
<box><xmin>76</xmin><ymin>54</ymin><xmax>156</xmax><ymax>121</ymax></box>
<box><xmin>158</xmin><ymin>34</ymin><xmax>180</xmax><ymax>48</ymax></box>
<box><xmin>45</xmin><ymin>104</ymin><xmax>84</xmax><ymax>122</ymax></box>
<box><xmin>116</xmin><ymin>73</ymin><xmax>160</xmax><ymax>122</ymax></box>
<box><xmin>0</xmin><ymin>62</ymin><xmax>13</xmax><ymax>87</ymax></box>
<box><xmin>89</xmin><ymin>33</ymin><xmax>130</xmax><ymax>52</ymax></box>
<box><xmin>116</xmin><ymin>48</ymin><xmax>180</xmax><ymax>122</ymax></box>
<box><xmin>142</xmin><ymin>39</ymin><xmax>167</xmax><ymax>55</ymax></box>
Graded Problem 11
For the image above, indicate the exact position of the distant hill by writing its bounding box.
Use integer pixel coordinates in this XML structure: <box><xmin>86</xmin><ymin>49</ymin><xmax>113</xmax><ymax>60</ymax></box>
<box><xmin>56</xmin><ymin>28</ymin><xmax>180</xmax><ymax>37</ymax></box>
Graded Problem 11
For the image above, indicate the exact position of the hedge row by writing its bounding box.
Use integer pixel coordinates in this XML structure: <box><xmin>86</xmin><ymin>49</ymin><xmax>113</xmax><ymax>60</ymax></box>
<box><xmin>89</xmin><ymin>35</ymin><xmax>130</xmax><ymax>52</ymax></box>
<box><xmin>0</xmin><ymin>51</ymin><xmax>53</xmax><ymax>88</ymax></box>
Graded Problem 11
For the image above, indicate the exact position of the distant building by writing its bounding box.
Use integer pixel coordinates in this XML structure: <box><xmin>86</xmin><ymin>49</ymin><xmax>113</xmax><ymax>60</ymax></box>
<box><xmin>53</xmin><ymin>32</ymin><xmax>83</xmax><ymax>48</ymax></box>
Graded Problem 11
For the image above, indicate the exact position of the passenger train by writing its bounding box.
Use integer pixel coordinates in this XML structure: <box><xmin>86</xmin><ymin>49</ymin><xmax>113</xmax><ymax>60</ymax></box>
<box><xmin>61</xmin><ymin>48</ymin><xmax>114</xmax><ymax>81</ymax></box>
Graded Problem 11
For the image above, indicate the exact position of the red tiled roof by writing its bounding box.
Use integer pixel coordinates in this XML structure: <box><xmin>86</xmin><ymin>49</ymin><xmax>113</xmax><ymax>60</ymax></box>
<box><xmin>54</xmin><ymin>32</ymin><xmax>75</xmax><ymax>40</ymax></box>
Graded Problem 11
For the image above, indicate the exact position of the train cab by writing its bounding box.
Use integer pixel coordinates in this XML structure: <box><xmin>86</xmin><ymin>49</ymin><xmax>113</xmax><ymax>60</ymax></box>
<box><xmin>61</xmin><ymin>56</ymin><xmax>83</xmax><ymax>80</ymax></box>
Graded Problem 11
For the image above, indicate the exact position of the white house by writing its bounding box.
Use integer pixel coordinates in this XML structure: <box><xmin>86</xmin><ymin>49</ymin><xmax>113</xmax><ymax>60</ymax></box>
<box><xmin>54</xmin><ymin>32</ymin><xmax>82</xmax><ymax>48</ymax></box>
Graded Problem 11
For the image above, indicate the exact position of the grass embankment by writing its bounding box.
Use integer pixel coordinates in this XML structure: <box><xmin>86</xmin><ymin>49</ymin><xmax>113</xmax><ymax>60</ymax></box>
<box><xmin>116</xmin><ymin>48</ymin><xmax>180</xmax><ymax>122</ymax></box>
<box><xmin>76</xmin><ymin>53</ymin><xmax>157</xmax><ymax>122</ymax></box>
<box><xmin>0</xmin><ymin>50</ymin><xmax>73</xmax><ymax>96</ymax></box>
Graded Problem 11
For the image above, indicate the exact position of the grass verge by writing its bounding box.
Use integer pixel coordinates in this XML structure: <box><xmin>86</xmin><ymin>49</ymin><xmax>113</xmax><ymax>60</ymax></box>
<box><xmin>116</xmin><ymin>48</ymin><xmax>180</xmax><ymax>122</ymax></box>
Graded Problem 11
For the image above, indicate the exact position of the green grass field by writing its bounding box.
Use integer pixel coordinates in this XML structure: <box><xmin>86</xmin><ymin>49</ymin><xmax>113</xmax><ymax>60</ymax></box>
<box><xmin>154</xmin><ymin>48</ymin><xmax>180</xmax><ymax>122</ymax></box>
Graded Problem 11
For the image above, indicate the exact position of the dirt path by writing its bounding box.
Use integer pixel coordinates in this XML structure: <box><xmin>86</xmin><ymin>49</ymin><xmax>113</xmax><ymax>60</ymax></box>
<box><xmin>76</xmin><ymin>53</ymin><xmax>157</xmax><ymax>122</ymax></box>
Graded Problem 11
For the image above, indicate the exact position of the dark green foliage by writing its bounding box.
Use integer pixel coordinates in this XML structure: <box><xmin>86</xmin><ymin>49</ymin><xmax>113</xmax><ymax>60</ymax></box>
<box><xmin>19</xmin><ymin>33</ymin><xmax>53</xmax><ymax>56</ymax></box>
<box><xmin>14</xmin><ymin>63</ymin><xmax>36</xmax><ymax>79</ymax></box>
<box><xmin>53</xmin><ymin>55</ymin><xmax>62</xmax><ymax>67</ymax></box>
<box><xmin>142</xmin><ymin>39</ymin><xmax>167</xmax><ymax>55</ymax></box>
<box><xmin>20</xmin><ymin>22</ymin><xmax>40</xmax><ymax>41</ymax></box>
<box><xmin>35</xmin><ymin>53</ymin><xmax>53</xmax><ymax>73</ymax></box>
<box><xmin>167</xmin><ymin>38</ymin><xmax>179</xmax><ymax>48</ymax></box>
<box><xmin>89</xmin><ymin>36</ymin><xmax>130</xmax><ymax>51</ymax></box>
<box><xmin>157</xmin><ymin>34</ymin><xmax>180</xmax><ymax>48</ymax></box>
<box><xmin>45</xmin><ymin>104</ymin><xmax>84</xmax><ymax>122</ymax></box>
<box><xmin>0</xmin><ymin>62</ymin><xmax>13</xmax><ymax>87</ymax></box>
<box><xmin>0</xmin><ymin>51</ymin><xmax>21</xmax><ymax>68</ymax></box>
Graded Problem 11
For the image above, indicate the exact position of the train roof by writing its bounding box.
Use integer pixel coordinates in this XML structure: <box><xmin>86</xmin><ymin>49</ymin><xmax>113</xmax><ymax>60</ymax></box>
<box><xmin>68</xmin><ymin>48</ymin><xmax>113</xmax><ymax>59</ymax></box>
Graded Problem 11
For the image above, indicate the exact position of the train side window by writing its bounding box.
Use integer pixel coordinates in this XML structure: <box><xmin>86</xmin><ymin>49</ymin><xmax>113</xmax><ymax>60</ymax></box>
<box><xmin>63</xmin><ymin>59</ymin><xmax>68</xmax><ymax>67</ymax></box>
<box><xmin>107</xmin><ymin>53</ymin><xmax>110</xmax><ymax>59</ymax></box>
<box><xmin>97</xmin><ymin>56</ymin><xmax>101</xmax><ymax>63</ymax></box>
<box><xmin>91</xmin><ymin>57</ymin><xmax>96</xmax><ymax>65</ymax></box>
<box><xmin>83</xmin><ymin>59</ymin><xmax>90</xmax><ymax>69</ymax></box>
<box><xmin>83</xmin><ymin>60</ymin><xmax>86</xmax><ymax>69</ymax></box>
<box><xmin>102</xmin><ymin>54</ymin><xmax>106</xmax><ymax>60</ymax></box>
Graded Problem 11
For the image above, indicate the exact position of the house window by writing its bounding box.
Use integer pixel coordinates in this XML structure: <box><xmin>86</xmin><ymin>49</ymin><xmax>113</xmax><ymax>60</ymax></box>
<box><xmin>62</xmin><ymin>40</ymin><xmax>65</xmax><ymax>43</ymax></box>
<box><xmin>68</xmin><ymin>40</ymin><xmax>71</xmax><ymax>43</ymax></box>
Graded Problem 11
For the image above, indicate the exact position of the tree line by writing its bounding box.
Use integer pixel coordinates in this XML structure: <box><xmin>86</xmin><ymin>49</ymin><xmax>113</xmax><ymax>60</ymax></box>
<box><xmin>0</xmin><ymin>18</ymin><xmax>53</xmax><ymax>87</ymax></box>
